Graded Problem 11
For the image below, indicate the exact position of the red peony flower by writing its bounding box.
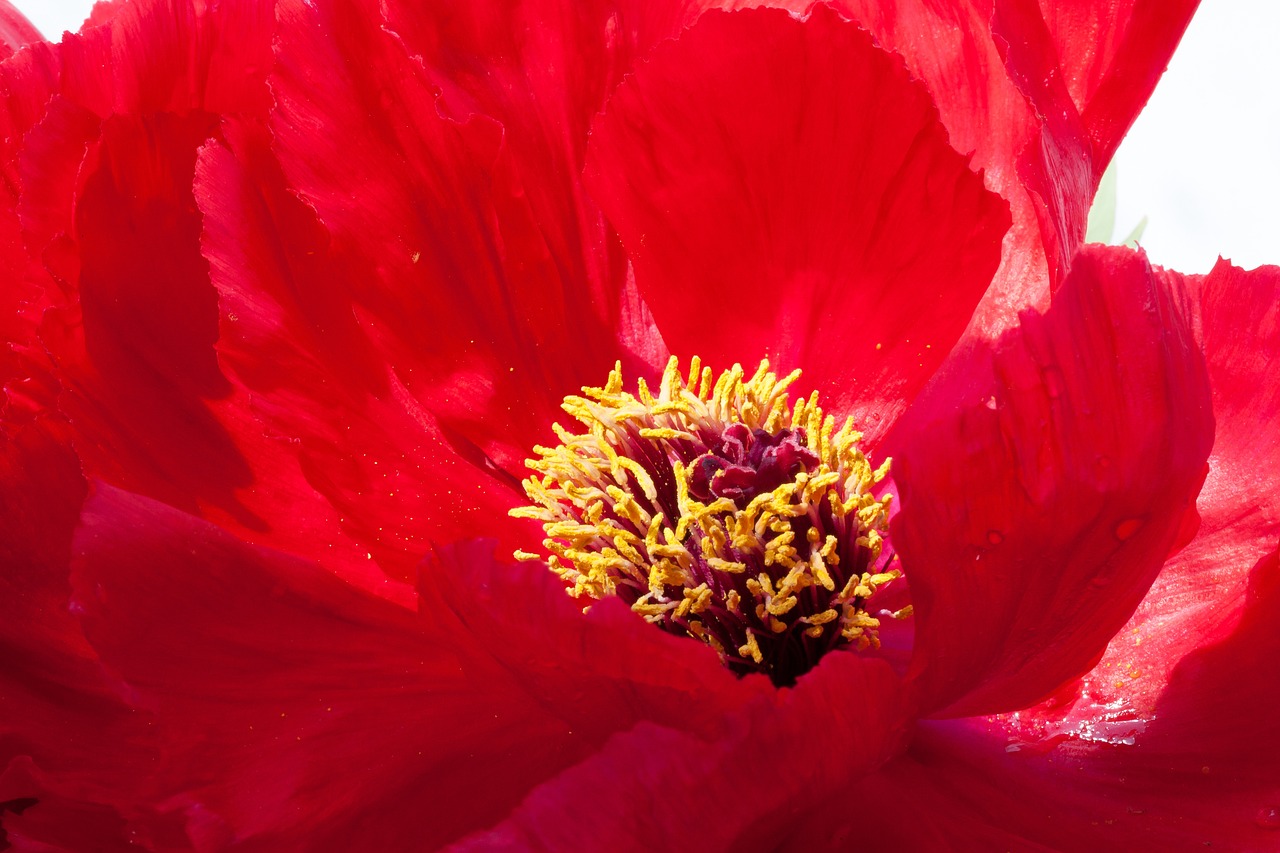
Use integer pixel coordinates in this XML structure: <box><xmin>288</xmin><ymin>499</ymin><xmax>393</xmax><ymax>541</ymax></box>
<box><xmin>2</xmin><ymin>0</ymin><xmax>1277</xmax><ymax>850</ymax></box>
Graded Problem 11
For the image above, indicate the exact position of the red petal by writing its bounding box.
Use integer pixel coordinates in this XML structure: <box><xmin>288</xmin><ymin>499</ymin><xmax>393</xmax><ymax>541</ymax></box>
<box><xmin>0</xmin><ymin>1</ymin><xmax>40</xmax><ymax>56</ymax></box>
<box><xmin>1031</xmin><ymin>0</ymin><xmax>1199</xmax><ymax>168</ymax></box>
<box><xmin>71</xmin><ymin>487</ymin><xmax>544</xmax><ymax>848</ymax></box>
<box><xmin>585</xmin><ymin>6</ymin><xmax>1009</xmax><ymax>448</ymax></box>
<box><xmin>17</xmin><ymin>109</ymin><xmax>413</xmax><ymax>601</ymax></box>
<box><xmin>57</xmin><ymin>0</ymin><xmax>273</xmax><ymax>117</ymax></box>
<box><xmin>196</xmin><ymin>115</ymin><xmax>536</xmax><ymax>583</ymax></box>
<box><xmin>269</xmin><ymin>0</ymin><xmax>658</xmax><ymax>475</ymax></box>
<box><xmin>37</xmin><ymin>112</ymin><xmax>246</xmax><ymax>513</ymax></box>
<box><xmin>0</xmin><ymin>422</ymin><xmax>162</xmax><ymax>842</ymax></box>
<box><xmin>1190</xmin><ymin>260</ymin><xmax>1280</xmax><ymax>589</ymax></box>
<box><xmin>458</xmin><ymin>653</ymin><xmax>906</xmax><ymax>850</ymax></box>
<box><xmin>890</xmin><ymin>246</ymin><xmax>1213</xmax><ymax>717</ymax></box>
<box><xmin>859</xmin><ymin>546</ymin><xmax>1280</xmax><ymax>851</ymax></box>
<box><xmin>70</xmin><ymin>487</ymin><xmax>764</xmax><ymax>847</ymax></box>
<box><xmin>0</xmin><ymin>421</ymin><xmax>92</xmax><ymax>755</ymax></box>
<box><xmin>811</xmin><ymin>0</ymin><xmax>1085</xmax><ymax>334</ymax></box>
<box><xmin>833</xmin><ymin>1</ymin><xmax>1193</xmax><ymax>320</ymax></box>
<box><xmin>973</xmin><ymin>0</ymin><xmax>1195</xmax><ymax>292</ymax></box>
<box><xmin>1048</xmin><ymin>261</ymin><xmax>1280</xmax><ymax>721</ymax></box>
<box><xmin>9</xmin><ymin>3</ymin><xmax>367</xmax><ymax>583</ymax></box>
<box><xmin>1</xmin><ymin>758</ymin><xmax>135</xmax><ymax>853</ymax></box>
<box><xmin>0</xmin><ymin>44</ymin><xmax>61</xmax><ymax>387</ymax></box>
<box><xmin>11</xmin><ymin>1</ymin><xmax>366</xmax><ymax>590</ymax></box>
<box><xmin>6</xmin><ymin>0</ymin><xmax>273</xmax><ymax>393</ymax></box>
<box><xmin>82</xmin><ymin>2</ymin><xmax>125</xmax><ymax>31</ymax></box>
<box><xmin>419</xmin><ymin>539</ymin><xmax>771</xmax><ymax>742</ymax></box>
<box><xmin>385</xmin><ymin>0</ymin><xmax>695</xmax><ymax>142</ymax></box>
<box><xmin>382</xmin><ymin>0</ymin><xmax>695</xmax><ymax>332</ymax></box>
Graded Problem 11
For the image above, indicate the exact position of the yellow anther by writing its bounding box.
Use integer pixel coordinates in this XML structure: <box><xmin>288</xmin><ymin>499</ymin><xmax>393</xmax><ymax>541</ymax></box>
<box><xmin>845</xmin><ymin>610</ymin><xmax>881</xmax><ymax>629</ymax></box>
<box><xmin>606</xmin><ymin>485</ymin><xmax>651</xmax><ymax>528</ymax></box>
<box><xmin>613</xmin><ymin>535</ymin><xmax>646</xmax><ymax>565</ymax></box>
<box><xmin>696</xmin><ymin>365</ymin><xmax>713</xmax><ymax>399</ymax></box>
<box><xmin>685</xmin><ymin>356</ymin><xmax>703</xmax><ymax>391</ymax></box>
<box><xmin>637</xmin><ymin>376</ymin><xmax>656</xmax><ymax>408</ymax></box>
<box><xmin>683</xmin><ymin>584</ymin><xmax>714</xmax><ymax>615</ymax></box>
<box><xmin>867</xmin><ymin>570</ymin><xmax>901</xmax><ymax>588</ymax></box>
<box><xmin>804</xmin><ymin>609</ymin><xmax>840</xmax><ymax>627</ymax></box>
<box><xmin>739</xmin><ymin>631</ymin><xmax>764</xmax><ymax>664</ymax></box>
<box><xmin>615</xmin><ymin>457</ymin><xmax>657</xmax><ymax>503</ymax></box>
<box><xmin>660</xmin><ymin>356</ymin><xmax>683</xmax><ymax>398</ymax></box>
<box><xmin>648</xmin><ymin>558</ymin><xmax>686</xmax><ymax>593</ymax></box>
<box><xmin>810</xmin><ymin>551</ymin><xmax>835</xmax><ymax>592</ymax></box>
<box><xmin>508</xmin><ymin>506</ymin><xmax>552</xmax><ymax>521</ymax></box>
<box><xmin>767</xmin><ymin>594</ymin><xmax>799</xmax><ymax>617</ymax></box>
<box><xmin>640</xmin><ymin>427</ymin><xmax>695</xmax><ymax>441</ymax></box>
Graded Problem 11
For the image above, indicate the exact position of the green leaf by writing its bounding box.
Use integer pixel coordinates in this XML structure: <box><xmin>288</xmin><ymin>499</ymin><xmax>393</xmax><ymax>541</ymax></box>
<box><xmin>1121</xmin><ymin>215</ymin><xmax>1148</xmax><ymax>248</ymax></box>
<box><xmin>1086</xmin><ymin>160</ymin><xmax>1118</xmax><ymax>244</ymax></box>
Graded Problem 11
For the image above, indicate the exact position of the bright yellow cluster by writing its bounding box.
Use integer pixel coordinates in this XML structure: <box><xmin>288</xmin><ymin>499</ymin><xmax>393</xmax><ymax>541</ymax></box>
<box><xmin>511</xmin><ymin>357</ymin><xmax>901</xmax><ymax>675</ymax></box>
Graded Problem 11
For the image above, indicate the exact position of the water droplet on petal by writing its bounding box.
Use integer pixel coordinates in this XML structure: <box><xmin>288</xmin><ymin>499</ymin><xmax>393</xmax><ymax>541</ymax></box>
<box><xmin>1114</xmin><ymin>518</ymin><xmax>1142</xmax><ymax>541</ymax></box>
<box><xmin>987</xmin><ymin>529</ymin><xmax>1004</xmax><ymax>545</ymax></box>
<box><xmin>1256</xmin><ymin>807</ymin><xmax>1280</xmax><ymax>830</ymax></box>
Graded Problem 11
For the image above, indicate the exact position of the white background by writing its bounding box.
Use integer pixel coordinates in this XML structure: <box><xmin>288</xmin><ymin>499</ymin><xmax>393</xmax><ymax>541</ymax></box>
<box><xmin>16</xmin><ymin>0</ymin><xmax>1280</xmax><ymax>274</ymax></box>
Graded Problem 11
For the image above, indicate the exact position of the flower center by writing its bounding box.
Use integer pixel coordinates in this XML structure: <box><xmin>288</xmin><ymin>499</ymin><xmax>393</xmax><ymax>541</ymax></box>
<box><xmin>512</xmin><ymin>357</ymin><xmax>903</xmax><ymax>686</ymax></box>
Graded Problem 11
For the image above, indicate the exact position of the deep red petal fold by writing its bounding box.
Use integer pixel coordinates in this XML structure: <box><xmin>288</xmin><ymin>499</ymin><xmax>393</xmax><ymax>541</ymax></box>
<box><xmin>0</xmin><ymin>421</ymin><xmax>162</xmax><ymax>847</ymax></box>
<box><xmin>890</xmin><ymin>245</ymin><xmax>1213</xmax><ymax>717</ymax></box>
<box><xmin>12</xmin><ymin>0</ymin><xmax>276</xmax><ymax>516</ymax></box>
<box><xmin>418</xmin><ymin>540</ymin><xmax>768</xmax><ymax>742</ymax></box>
<box><xmin>37</xmin><ymin>111</ymin><xmax>250</xmax><ymax>515</ymax></box>
<box><xmin>457</xmin><ymin>653</ymin><xmax>906</xmax><ymax>850</ymax></box>
<box><xmin>585</xmin><ymin>6</ymin><xmax>1009</xmax><ymax>448</ymax></box>
<box><xmin>1</xmin><ymin>757</ymin><xmax>136</xmax><ymax>853</ymax></box>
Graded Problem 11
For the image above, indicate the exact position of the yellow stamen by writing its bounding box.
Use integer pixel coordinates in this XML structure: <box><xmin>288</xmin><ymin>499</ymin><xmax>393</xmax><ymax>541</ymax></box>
<box><xmin>510</xmin><ymin>358</ymin><xmax>903</xmax><ymax>683</ymax></box>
